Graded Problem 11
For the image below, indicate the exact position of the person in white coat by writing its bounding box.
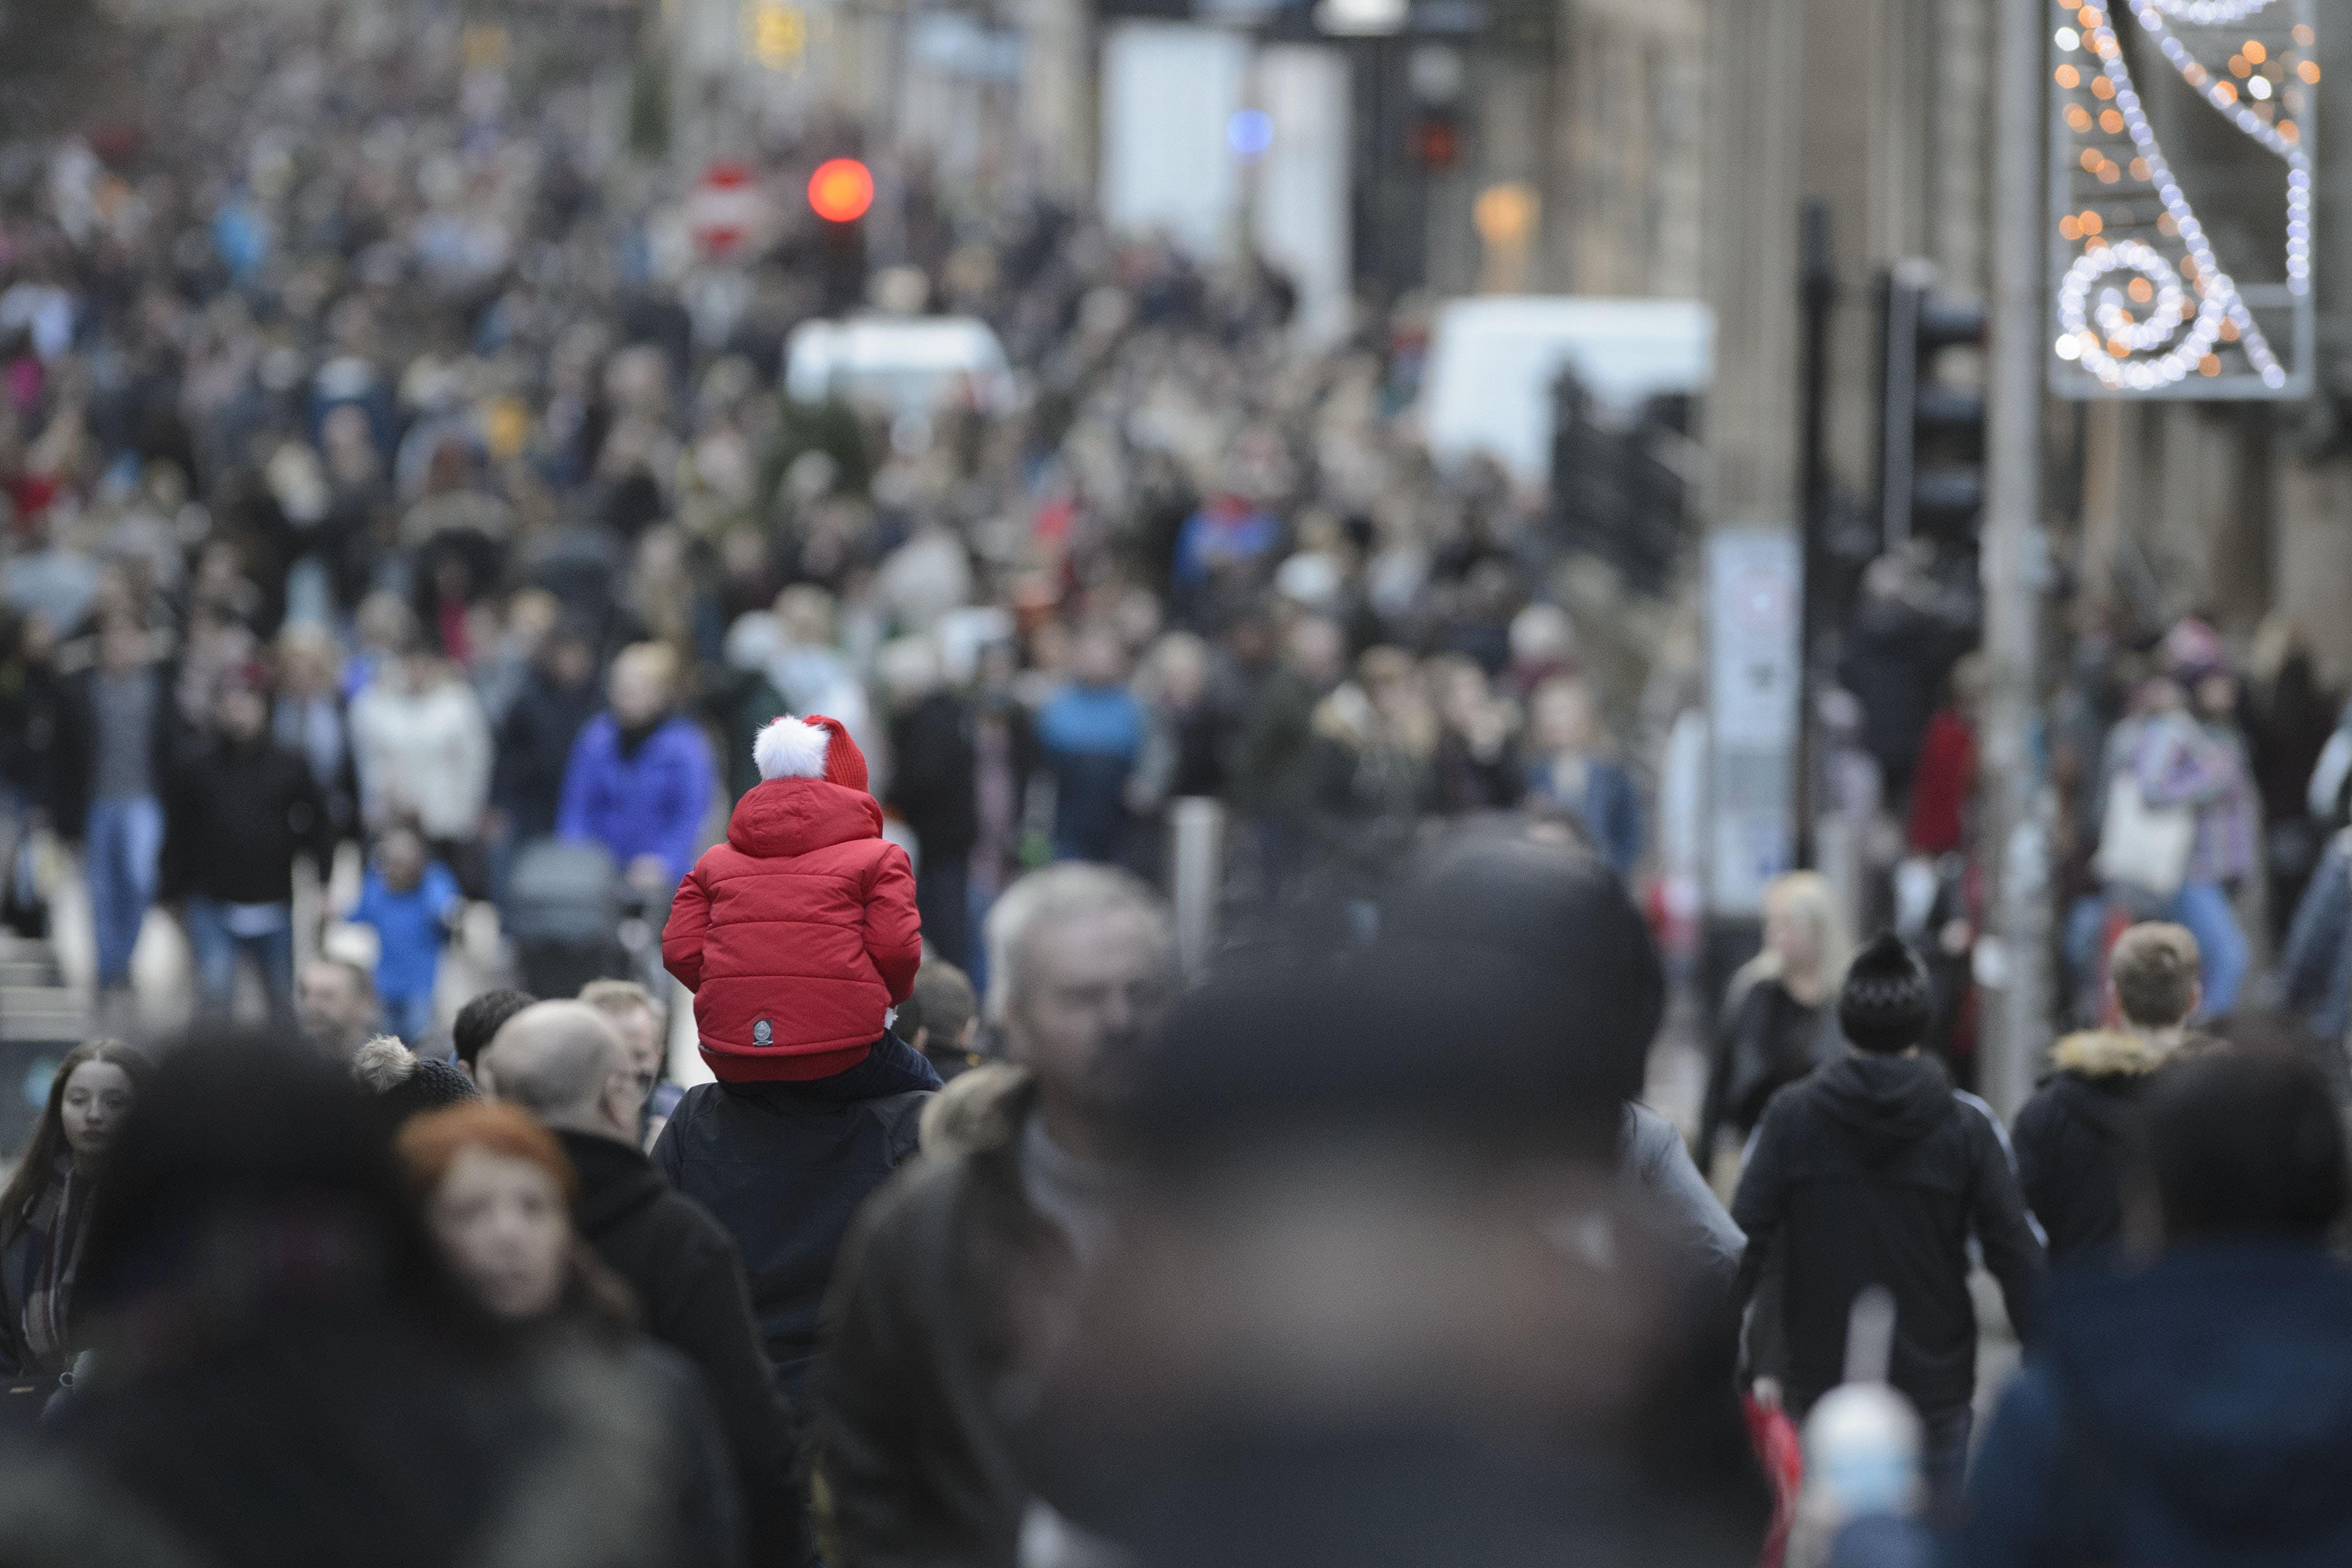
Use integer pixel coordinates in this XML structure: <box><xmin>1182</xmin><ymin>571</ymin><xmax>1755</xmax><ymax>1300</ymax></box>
<box><xmin>349</xmin><ymin>646</ymin><xmax>492</xmax><ymax>878</ymax></box>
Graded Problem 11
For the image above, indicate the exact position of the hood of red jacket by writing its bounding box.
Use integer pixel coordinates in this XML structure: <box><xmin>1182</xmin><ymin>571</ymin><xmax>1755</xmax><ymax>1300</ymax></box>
<box><xmin>727</xmin><ymin>776</ymin><xmax>883</xmax><ymax>858</ymax></box>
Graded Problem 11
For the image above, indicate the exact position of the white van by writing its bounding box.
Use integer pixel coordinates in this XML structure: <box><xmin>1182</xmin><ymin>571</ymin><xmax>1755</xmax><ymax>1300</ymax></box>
<box><xmin>782</xmin><ymin>316</ymin><xmax>1017</xmax><ymax>417</ymax></box>
<box><xmin>1417</xmin><ymin>296</ymin><xmax>1714</xmax><ymax>486</ymax></box>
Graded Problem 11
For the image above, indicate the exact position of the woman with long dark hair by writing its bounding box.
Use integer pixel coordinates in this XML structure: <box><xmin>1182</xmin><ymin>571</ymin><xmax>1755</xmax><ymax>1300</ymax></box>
<box><xmin>0</xmin><ymin>1038</ymin><xmax>145</xmax><ymax>1377</ymax></box>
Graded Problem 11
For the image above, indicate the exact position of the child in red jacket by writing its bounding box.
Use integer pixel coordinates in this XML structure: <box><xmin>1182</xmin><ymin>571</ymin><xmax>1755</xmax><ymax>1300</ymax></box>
<box><xmin>662</xmin><ymin>715</ymin><xmax>924</xmax><ymax>1081</ymax></box>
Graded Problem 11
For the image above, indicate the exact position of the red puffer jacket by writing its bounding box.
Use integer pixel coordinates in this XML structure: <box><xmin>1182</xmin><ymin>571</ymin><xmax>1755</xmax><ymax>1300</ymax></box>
<box><xmin>662</xmin><ymin>775</ymin><xmax>923</xmax><ymax>1082</ymax></box>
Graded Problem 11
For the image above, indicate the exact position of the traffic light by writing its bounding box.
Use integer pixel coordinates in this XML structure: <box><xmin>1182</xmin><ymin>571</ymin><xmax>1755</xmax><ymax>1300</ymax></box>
<box><xmin>808</xmin><ymin>158</ymin><xmax>872</xmax><ymax>313</ymax></box>
<box><xmin>1874</xmin><ymin>261</ymin><xmax>1987</xmax><ymax>548</ymax></box>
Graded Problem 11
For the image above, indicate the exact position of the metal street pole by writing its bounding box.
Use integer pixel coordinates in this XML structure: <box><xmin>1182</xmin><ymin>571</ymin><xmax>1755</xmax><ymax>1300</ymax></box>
<box><xmin>1978</xmin><ymin>0</ymin><xmax>2049</xmax><ymax>1119</ymax></box>
<box><xmin>1793</xmin><ymin>198</ymin><xmax>1836</xmax><ymax>872</ymax></box>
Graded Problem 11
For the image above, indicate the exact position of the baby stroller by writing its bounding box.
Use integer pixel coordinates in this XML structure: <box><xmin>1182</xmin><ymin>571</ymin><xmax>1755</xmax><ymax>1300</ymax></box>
<box><xmin>505</xmin><ymin>839</ymin><xmax>632</xmax><ymax>999</ymax></box>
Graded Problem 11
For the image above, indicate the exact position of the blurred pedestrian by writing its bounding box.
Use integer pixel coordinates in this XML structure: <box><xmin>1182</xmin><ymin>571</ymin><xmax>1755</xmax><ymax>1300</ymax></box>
<box><xmin>349</xmin><ymin>824</ymin><xmax>463</xmax><ymax>1045</ymax></box>
<box><xmin>54</xmin><ymin>616</ymin><xmax>174</xmax><ymax>1005</ymax></box>
<box><xmin>271</xmin><ymin>623</ymin><xmax>358</xmax><ymax>848</ymax></box>
<box><xmin>1232</xmin><ymin>615</ymin><xmax>1345</xmax><ymax>895</ymax></box>
<box><xmin>489</xmin><ymin>617</ymin><xmax>603</xmax><ymax>857</ymax></box>
<box><xmin>483</xmin><ymin>1002</ymin><xmax>808</xmax><ymax>1568</ymax></box>
<box><xmin>37</xmin><ymin>1037</ymin><xmax>726</xmax><ymax>1567</ymax></box>
<box><xmin>1732</xmin><ymin>933</ymin><xmax>2045</xmax><ymax>1517</ymax></box>
<box><xmin>898</xmin><ymin>958</ymin><xmax>983</xmax><ymax>1081</ymax></box>
<box><xmin>164</xmin><ymin>668</ymin><xmax>331</xmax><ymax>1025</ymax></box>
<box><xmin>1699</xmin><ymin>870</ymin><xmax>1852</xmax><ymax>1173</ymax></box>
<box><xmin>812</xmin><ymin>865</ymin><xmax>1176</xmax><ymax>1568</ymax></box>
<box><xmin>452</xmin><ymin>985</ymin><xmax>538</xmax><ymax>1082</ymax></box>
<box><xmin>350</xmin><ymin>645</ymin><xmax>493</xmax><ymax>887</ymax></box>
<box><xmin>1036</xmin><ymin>628</ymin><xmax>1145</xmax><ymax>865</ymax></box>
<box><xmin>351</xmin><ymin>1034</ymin><xmax>479</xmax><ymax>1124</ymax></box>
<box><xmin>579</xmin><ymin>978</ymin><xmax>679</xmax><ymax>1150</ymax></box>
<box><xmin>559</xmin><ymin>641</ymin><xmax>715</xmax><ymax>896</ymax></box>
<box><xmin>2013</xmin><ymin>922</ymin><xmax>2204</xmax><ymax>1264</ymax></box>
<box><xmin>393</xmin><ymin>1099</ymin><xmax>743</xmax><ymax>1568</ymax></box>
<box><xmin>656</xmin><ymin>713</ymin><xmax>935</xmax><ymax>1400</ymax></box>
<box><xmin>1428</xmin><ymin>654</ymin><xmax>1522</xmax><ymax>813</ymax></box>
<box><xmin>2246</xmin><ymin>618</ymin><xmax>2336</xmax><ymax>939</ymax></box>
<box><xmin>296</xmin><ymin>954</ymin><xmax>379</xmax><ymax>1062</ymax></box>
<box><xmin>0</xmin><ymin>1039</ymin><xmax>144</xmax><ymax>1382</ymax></box>
<box><xmin>1958</xmin><ymin>1049</ymin><xmax>2352</xmax><ymax>1564</ymax></box>
<box><xmin>1523</xmin><ymin>674</ymin><xmax>1642</xmax><ymax>879</ymax></box>
<box><xmin>883</xmin><ymin>638</ymin><xmax>979</xmax><ymax>968</ymax></box>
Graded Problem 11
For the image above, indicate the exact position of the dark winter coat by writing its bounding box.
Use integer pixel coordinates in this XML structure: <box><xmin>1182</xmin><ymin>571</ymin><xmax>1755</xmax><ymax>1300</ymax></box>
<box><xmin>887</xmin><ymin>693</ymin><xmax>978</xmax><ymax>863</ymax></box>
<box><xmin>812</xmin><ymin>1073</ymin><xmax>1064</xmax><ymax>1568</ymax></box>
<box><xmin>1700</xmin><ymin>977</ymin><xmax>1838</xmax><ymax>1163</ymax></box>
<box><xmin>652</xmin><ymin>1035</ymin><xmax>936</xmax><ymax>1404</ymax></box>
<box><xmin>2012</xmin><ymin>1030</ymin><xmax>2171</xmax><ymax>1264</ymax></box>
<box><xmin>557</xmin><ymin>1130</ymin><xmax>809</xmax><ymax>1568</ymax></box>
<box><xmin>1732</xmin><ymin>1052</ymin><xmax>2045</xmax><ymax>1416</ymax></box>
<box><xmin>1957</xmin><ymin>1244</ymin><xmax>2352</xmax><ymax>1567</ymax></box>
<box><xmin>162</xmin><ymin>736</ymin><xmax>332</xmax><ymax>905</ymax></box>
<box><xmin>492</xmin><ymin>668</ymin><xmax>603</xmax><ymax>842</ymax></box>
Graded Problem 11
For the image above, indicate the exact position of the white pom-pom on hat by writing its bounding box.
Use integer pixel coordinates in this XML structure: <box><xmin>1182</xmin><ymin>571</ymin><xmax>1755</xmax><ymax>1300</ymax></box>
<box><xmin>755</xmin><ymin>716</ymin><xmax>834</xmax><ymax>780</ymax></box>
<box><xmin>752</xmin><ymin>713</ymin><xmax>872</xmax><ymax>792</ymax></box>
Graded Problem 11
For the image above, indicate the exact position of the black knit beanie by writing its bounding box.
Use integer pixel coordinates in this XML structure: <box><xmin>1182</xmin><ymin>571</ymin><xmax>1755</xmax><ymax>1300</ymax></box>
<box><xmin>1839</xmin><ymin>932</ymin><xmax>1935</xmax><ymax>1054</ymax></box>
<box><xmin>381</xmin><ymin>1057</ymin><xmax>480</xmax><ymax>1123</ymax></box>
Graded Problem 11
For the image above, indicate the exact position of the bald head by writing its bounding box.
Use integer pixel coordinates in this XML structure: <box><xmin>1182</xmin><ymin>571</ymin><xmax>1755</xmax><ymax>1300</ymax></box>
<box><xmin>480</xmin><ymin>1001</ymin><xmax>638</xmax><ymax>1140</ymax></box>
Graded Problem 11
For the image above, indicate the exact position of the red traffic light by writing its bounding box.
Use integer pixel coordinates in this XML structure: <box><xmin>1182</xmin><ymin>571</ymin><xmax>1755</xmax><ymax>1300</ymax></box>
<box><xmin>808</xmin><ymin>158</ymin><xmax>875</xmax><ymax>224</ymax></box>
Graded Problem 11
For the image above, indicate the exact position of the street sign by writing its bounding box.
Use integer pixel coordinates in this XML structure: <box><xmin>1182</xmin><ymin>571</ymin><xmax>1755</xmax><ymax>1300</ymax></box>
<box><xmin>1706</xmin><ymin>528</ymin><xmax>1802</xmax><ymax>917</ymax></box>
<box><xmin>689</xmin><ymin>161</ymin><xmax>769</xmax><ymax>261</ymax></box>
<box><xmin>2047</xmin><ymin>0</ymin><xmax>2318</xmax><ymax>398</ymax></box>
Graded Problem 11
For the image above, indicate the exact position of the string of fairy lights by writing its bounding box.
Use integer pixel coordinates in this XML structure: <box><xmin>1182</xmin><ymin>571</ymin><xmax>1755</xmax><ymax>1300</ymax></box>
<box><xmin>2049</xmin><ymin>0</ymin><xmax>2314</xmax><ymax>392</ymax></box>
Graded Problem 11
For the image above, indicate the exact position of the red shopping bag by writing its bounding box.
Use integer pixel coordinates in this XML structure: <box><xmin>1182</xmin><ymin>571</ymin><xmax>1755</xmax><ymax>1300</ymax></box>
<box><xmin>1743</xmin><ymin>1392</ymin><xmax>1803</xmax><ymax>1568</ymax></box>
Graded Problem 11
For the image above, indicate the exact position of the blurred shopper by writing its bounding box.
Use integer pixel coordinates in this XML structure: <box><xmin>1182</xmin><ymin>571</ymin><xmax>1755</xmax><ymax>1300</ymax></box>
<box><xmin>1699</xmin><ymin>870</ymin><xmax>1853</xmax><ymax>1173</ymax></box>
<box><xmin>452</xmin><ymin>986</ymin><xmax>538</xmax><ymax>1082</ymax></box>
<box><xmin>1957</xmin><ymin>1050</ymin><xmax>2352</xmax><ymax>1565</ymax></box>
<box><xmin>349</xmin><ymin>825</ymin><xmax>463</xmax><ymax>1045</ymax></box>
<box><xmin>483</xmin><ymin>1002</ymin><xmax>808</xmax><ymax>1568</ymax></box>
<box><xmin>1732</xmin><ymin>933</ymin><xmax>2045</xmax><ymax>1516</ymax></box>
<box><xmin>164</xmin><ymin>669</ymin><xmax>331</xmax><ymax>1025</ymax></box>
<box><xmin>0</xmin><ymin>1039</ymin><xmax>144</xmax><ymax>1381</ymax></box>
<box><xmin>2278</xmin><ymin>828</ymin><xmax>2352</xmax><ymax>1046</ymax></box>
<box><xmin>1036</xmin><ymin>629</ymin><xmax>1145</xmax><ymax>865</ymax></box>
<box><xmin>1905</xmin><ymin>654</ymin><xmax>1984</xmax><ymax>858</ymax></box>
<box><xmin>2246</xmin><ymin>619</ymin><xmax>2337</xmax><ymax>939</ymax></box>
<box><xmin>1233</xmin><ymin>616</ymin><xmax>1345</xmax><ymax>896</ymax></box>
<box><xmin>271</xmin><ymin>623</ymin><xmax>359</xmax><ymax>848</ymax></box>
<box><xmin>657</xmin><ymin>714</ymin><xmax>935</xmax><ymax>1400</ymax></box>
<box><xmin>812</xmin><ymin>865</ymin><xmax>1176</xmax><ymax>1568</ymax></box>
<box><xmin>31</xmin><ymin>1038</ymin><xmax>727</xmax><ymax>1568</ymax></box>
<box><xmin>580</xmin><ymin>978</ymin><xmax>680</xmax><ymax>1149</ymax></box>
<box><xmin>296</xmin><ymin>955</ymin><xmax>379</xmax><ymax>1061</ymax></box>
<box><xmin>393</xmin><ymin>1100</ymin><xmax>741</xmax><ymax>1567</ymax></box>
<box><xmin>55</xmin><ymin>616</ymin><xmax>174</xmax><ymax>1004</ymax></box>
<box><xmin>489</xmin><ymin>618</ymin><xmax>604</xmax><ymax>852</ymax></box>
<box><xmin>1523</xmin><ymin>675</ymin><xmax>1643</xmax><ymax>879</ymax></box>
<box><xmin>1429</xmin><ymin>654</ymin><xmax>1522</xmax><ymax>813</ymax></box>
<box><xmin>559</xmin><ymin>642</ymin><xmax>715</xmax><ymax>895</ymax></box>
<box><xmin>898</xmin><ymin>958</ymin><xmax>983</xmax><ymax>1082</ymax></box>
<box><xmin>1312</xmin><ymin>647</ymin><xmax>1439</xmax><ymax>895</ymax></box>
<box><xmin>350</xmin><ymin>645</ymin><xmax>493</xmax><ymax>884</ymax></box>
<box><xmin>1016</xmin><ymin>875</ymin><xmax>1771</xmax><ymax>1567</ymax></box>
<box><xmin>352</xmin><ymin>1035</ymin><xmax>479</xmax><ymax>1124</ymax></box>
<box><xmin>883</xmin><ymin>639</ymin><xmax>979</xmax><ymax>968</ymax></box>
<box><xmin>2013</xmin><ymin>922</ymin><xmax>2204</xmax><ymax>1264</ymax></box>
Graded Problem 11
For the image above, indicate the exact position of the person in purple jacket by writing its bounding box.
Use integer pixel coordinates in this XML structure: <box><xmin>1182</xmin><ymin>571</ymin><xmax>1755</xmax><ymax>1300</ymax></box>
<box><xmin>556</xmin><ymin>642</ymin><xmax>716</xmax><ymax>895</ymax></box>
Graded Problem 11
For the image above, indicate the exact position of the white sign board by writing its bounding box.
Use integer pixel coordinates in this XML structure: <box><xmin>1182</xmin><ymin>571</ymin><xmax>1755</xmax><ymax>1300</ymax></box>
<box><xmin>1705</xmin><ymin>528</ymin><xmax>1801</xmax><ymax>916</ymax></box>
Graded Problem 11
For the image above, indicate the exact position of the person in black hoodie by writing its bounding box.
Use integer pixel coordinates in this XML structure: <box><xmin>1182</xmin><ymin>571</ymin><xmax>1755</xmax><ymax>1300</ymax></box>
<box><xmin>164</xmin><ymin>667</ymin><xmax>332</xmax><ymax>1025</ymax></box>
<box><xmin>483</xmin><ymin>1002</ymin><xmax>809</xmax><ymax>1568</ymax></box>
<box><xmin>2012</xmin><ymin>921</ymin><xmax>2204</xmax><ymax>1265</ymax></box>
<box><xmin>489</xmin><ymin>620</ymin><xmax>604</xmax><ymax>849</ymax></box>
<box><xmin>1732</xmin><ymin>932</ymin><xmax>2044</xmax><ymax>1514</ymax></box>
<box><xmin>885</xmin><ymin>656</ymin><xmax>979</xmax><ymax>969</ymax></box>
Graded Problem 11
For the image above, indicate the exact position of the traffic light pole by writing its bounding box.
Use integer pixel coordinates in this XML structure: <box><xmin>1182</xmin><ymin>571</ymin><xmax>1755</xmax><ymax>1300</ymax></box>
<box><xmin>1793</xmin><ymin>199</ymin><xmax>1837</xmax><ymax>872</ymax></box>
<box><xmin>1977</xmin><ymin>0</ymin><xmax>2049</xmax><ymax>1120</ymax></box>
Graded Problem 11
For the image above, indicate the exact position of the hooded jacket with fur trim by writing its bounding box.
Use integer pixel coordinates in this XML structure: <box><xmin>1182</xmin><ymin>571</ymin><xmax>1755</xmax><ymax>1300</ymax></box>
<box><xmin>662</xmin><ymin>764</ymin><xmax>922</xmax><ymax>1083</ymax></box>
<box><xmin>2013</xmin><ymin>1029</ymin><xmax>2175</xmax><ymax>1263</ymax></box>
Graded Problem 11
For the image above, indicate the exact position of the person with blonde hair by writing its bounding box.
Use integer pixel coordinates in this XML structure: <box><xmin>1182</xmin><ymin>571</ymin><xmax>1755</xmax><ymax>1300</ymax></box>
<box><xmin>1699</xmin><ymin>870</ymin><xmax>1854</xmax><ymax>1168</ymax></box>
<box><xmin>556</xmin><ymin>640</ymin><xmax>716</xmax><ymax>893</ymax></box>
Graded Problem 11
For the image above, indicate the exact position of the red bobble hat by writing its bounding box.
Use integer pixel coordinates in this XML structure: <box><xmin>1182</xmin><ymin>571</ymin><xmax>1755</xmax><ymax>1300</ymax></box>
<box><xmin>752</xmin><ymin>714</ymin><xmax>870</xmax><ymax>795</ymax></box>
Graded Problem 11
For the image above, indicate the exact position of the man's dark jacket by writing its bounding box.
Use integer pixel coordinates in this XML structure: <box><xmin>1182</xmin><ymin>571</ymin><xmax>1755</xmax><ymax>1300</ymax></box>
<box><xmin>812</xmin><ymin>1072</ymin><xmax>1065</xmax><ymax>1568</ymax></box>
<box><xmin>653</xmin><ymin>1035</ymin><xmax>936</xmax><ymax>1404</ymax></box>
<box><xmin>50</xmin><ymin>662</ymin><xmax>179</xmax><ymax>842</ymax></box>
<box><xmin>1731</xmin><ymin>1052</ymin><xmax>2045</xmax><ymax>1415</ymax></box>
<box><xmin>162</xmin><ymin>736</ymin><xmax>332</xmax><ymax>904</ymax></box>
<box><xmin>2011</xmin><ymin>1030</ymin><xmax>2171</xmax><ymax>1264</ymax></box>
<box><xmin>492</xmin><ymin>668</ymin><xmax>603</xmax><ymax>840</ymax></box>
<box><xmin>1958</xmin><ymin>1245</ymin><xmax>2352</xmax><ymax>1567</ymax></box>
<box><xmin>558</xmin><ymin>1129</ymin><xmax>809</xmax><ymax>1568</ymax></box>
<box><xmin>886</xmin><ymin>693</ymin><xmax>978</xmax><ymax>862</ymax></box>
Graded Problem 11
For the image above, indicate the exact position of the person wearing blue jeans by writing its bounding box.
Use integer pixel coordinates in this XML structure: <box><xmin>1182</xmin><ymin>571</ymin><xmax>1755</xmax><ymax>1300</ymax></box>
<box><xmin>2167</xmin><ymin>880</ymin><xmax>2248</xmax><ymax>1017</ymax></box>
<box><xmin>182</xmin><ymin>896</ymin><xmax>296</xmax><ymax>1023</ymax></box>
<box><xmin>84</xmin><ymin>794</ymin><xmax>164</xmax><ymax>988</ymax></box>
